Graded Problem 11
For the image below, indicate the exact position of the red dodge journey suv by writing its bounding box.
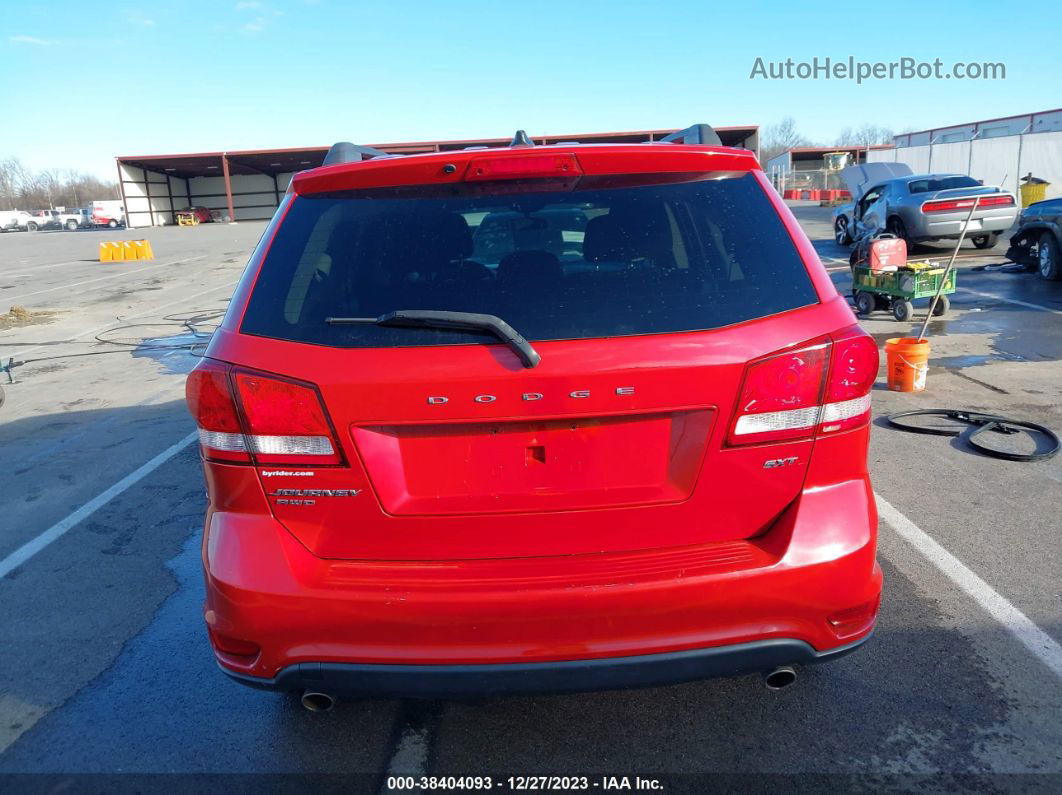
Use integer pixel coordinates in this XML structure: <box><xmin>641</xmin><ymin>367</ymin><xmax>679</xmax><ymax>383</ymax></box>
<box><xmin>186</xmin><ymin>125</ymin><xmax>882</xmax><ymax>708</ymax></box>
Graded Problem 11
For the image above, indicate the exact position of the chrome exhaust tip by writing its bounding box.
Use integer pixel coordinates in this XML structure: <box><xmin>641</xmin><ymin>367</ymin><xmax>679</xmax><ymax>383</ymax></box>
<box><xmin>763</xmin><ymin>666</ymin><xmax>797</xmax><ymax>690</ymax></box>
<box><xmin>301</xmin><ymin>690</ymin><xmax>336</xmax><ymax>712</ymax></box>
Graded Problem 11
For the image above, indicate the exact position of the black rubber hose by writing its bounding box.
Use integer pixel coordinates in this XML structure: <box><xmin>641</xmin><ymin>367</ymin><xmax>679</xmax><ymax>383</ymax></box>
<box><xmin>965</xmin><ymin>419</ymin><xmax>1060</xmax><ymax>462</ymax></box>
<box><xmin>887</xmin><ymin>409</ymin><xmax>1009</xmax><ymax>436</ymax></box>
<box><xmin>887</xmin><ymin>409</ymin><xmax>1059</xmax><ymax>462</ymax></box>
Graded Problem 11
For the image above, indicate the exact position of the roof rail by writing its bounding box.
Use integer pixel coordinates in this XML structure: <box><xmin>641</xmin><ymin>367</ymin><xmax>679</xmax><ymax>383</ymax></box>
<box><xmin>659</xmin><ymin>124</ymin><xmax>722</xmax><ymax>147</ymax></box>
<box><xmin>322</xmin><ymin>141</ymin><xmax>392</xmax><ymax>166</ymax></box>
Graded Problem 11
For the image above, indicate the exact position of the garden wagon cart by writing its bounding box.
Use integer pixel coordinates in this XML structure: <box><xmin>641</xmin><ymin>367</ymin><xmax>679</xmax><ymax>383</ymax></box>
<box><xmin>851</xmin><ymin>261</ymin><xmax>956</xmax><ymax>322</ymax></box>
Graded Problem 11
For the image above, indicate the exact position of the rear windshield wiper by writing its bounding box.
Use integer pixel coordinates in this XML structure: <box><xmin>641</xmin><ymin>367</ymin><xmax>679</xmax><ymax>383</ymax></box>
<box><xmin>325</xmin><ymin>310</ymin><xmax>541</xmax><ymax>369</ymax></box>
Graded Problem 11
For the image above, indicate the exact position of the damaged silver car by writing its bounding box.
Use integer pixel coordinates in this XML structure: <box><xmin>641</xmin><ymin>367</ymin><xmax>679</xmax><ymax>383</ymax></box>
<box><xmin>833</xmin><ymin>163</ymin><xmax>1018</xmax><ymax>250</ymax></box>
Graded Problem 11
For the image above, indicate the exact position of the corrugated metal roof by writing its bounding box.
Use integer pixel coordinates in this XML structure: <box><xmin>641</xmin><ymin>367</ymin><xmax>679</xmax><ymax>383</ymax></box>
<box><xmin>116</xmin><ymin>126</ymin><xmax>759</xmax><ymax>178</ymax></box>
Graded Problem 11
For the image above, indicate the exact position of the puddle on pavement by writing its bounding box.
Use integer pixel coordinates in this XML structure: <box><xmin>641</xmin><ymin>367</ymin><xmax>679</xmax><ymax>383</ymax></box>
<box><xmin>864</xmin><ymin>303</ymin><xmax>1059</xmax><ymax>370</ymax></box>
<box><xmin>132</xmin><ymin>332</ymin><xmax>209</xmax><ymax>374</ymax></box>
<box><xmin>932</xmin><ymin>352</ymin><xmax>1028</xmax><ymax>368</ymax></box>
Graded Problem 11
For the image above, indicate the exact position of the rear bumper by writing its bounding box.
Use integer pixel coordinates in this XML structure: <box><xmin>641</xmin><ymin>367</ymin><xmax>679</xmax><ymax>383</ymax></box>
<box><xmin>202</xmin><ymin>446</ymin><xmax>882</xmax><ymax>694</ymax></box>
<box><xmin>221</xmin><ymin>634</ymin><xmax>872</xmax><ymax>697</ymax></box>
<box><xmin>916</xmin><ymin>211</ymin><xmax>1016</xmax><ymax>240</ymax></box>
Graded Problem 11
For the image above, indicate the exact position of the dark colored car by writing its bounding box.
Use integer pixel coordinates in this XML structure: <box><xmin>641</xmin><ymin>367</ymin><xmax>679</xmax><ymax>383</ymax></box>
<box><xmin>1007</xmin><ymin>198</ymin><xmax>1062</xmax><ymax>280</ymax></box>
<box><xmin>185</xmin><ymin>125</ymin><xmax>882</xmax><ymax>709</ymax></box>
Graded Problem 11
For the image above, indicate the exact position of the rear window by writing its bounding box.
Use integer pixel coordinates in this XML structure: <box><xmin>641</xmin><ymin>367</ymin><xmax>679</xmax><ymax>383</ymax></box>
<box><xmin>241</xmin><ymin>172</ymin><xmax>817</xmax><ymax>348</ymax></box>
<box><xmin>907</xmin><ymin>176</ymin><xmax>981</xmax><ymax>194</ymax></box>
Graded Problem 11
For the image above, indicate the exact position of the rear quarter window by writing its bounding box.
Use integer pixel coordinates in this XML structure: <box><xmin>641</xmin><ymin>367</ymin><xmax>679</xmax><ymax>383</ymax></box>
<box><xmin>241</xmin><ymin>171</ymin><xmax>818</xmax><ymax>348</ymax></box>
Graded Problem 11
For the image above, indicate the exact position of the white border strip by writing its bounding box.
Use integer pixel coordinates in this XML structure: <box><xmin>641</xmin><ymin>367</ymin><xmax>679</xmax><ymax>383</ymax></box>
<box><xmin>958</xmin><ymin>288</ymin><xmax>1062</xmax><ymax>316</ymax></box>
<box><xmin>877</xmin><ymin>493</ymin><xmax>1062</xmax><ymax>680</ymax></box>
<box><xmin>0</xmin><ymin>432</ymin><xmax>197</xmax><ymax>579</ymax></box>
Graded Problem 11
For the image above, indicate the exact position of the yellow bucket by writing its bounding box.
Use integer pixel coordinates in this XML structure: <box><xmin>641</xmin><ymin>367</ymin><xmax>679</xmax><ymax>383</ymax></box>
<box><xmin>1019</xmin><ymin>182</ymin><xmax>1048</xmax><ymax>207</ymax></box>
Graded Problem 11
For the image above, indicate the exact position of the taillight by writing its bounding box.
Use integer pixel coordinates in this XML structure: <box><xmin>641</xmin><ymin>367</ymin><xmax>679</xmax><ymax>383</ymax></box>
<box><xmin>979</xmin><ymin>195</ymin><xmax>1014</xmax><ymax>207</ymax></box>
<box><xmin>728</xmin><ymin>327</ymin><xmax>878</xmax><ymax>446</ymax></box>
<box><xmin>728</xmin><ymin>343</ymin><xmax>828</xmax><ymax>445</ymax></box>
<box><xmin>185</xmin><ymin>359</ymin><xmax>343</xmax><ymax>466</ymax></box>
<box><xmin>922</xmin><ymin>194</ymin><xmax>1014</xmax><ymax>213</ymax></box>
<box><xmin>185</xmin><ymin>360</ymin><xmax>249</xmax><ymax>463</ymax></box>
<box><xmin>819</xmin><ymin>330</ymin><xmax>878</xmax><ymax>435</ymax></box>
<box><xmin>233</xmin><ymin>370</ymin><xmax>342</xmax><ymax>465</ymax></box>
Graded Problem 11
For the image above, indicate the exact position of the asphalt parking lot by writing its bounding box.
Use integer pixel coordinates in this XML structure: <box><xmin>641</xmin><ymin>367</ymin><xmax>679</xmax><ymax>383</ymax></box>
<box><xmin>0</xmin><ymin>208</ymin><xmax>1060</xmax><ymax>791</ymax></box>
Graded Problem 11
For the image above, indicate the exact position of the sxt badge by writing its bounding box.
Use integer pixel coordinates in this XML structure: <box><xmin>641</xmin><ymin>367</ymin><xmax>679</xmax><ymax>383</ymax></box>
<box><xmin>763</xmin><ymin>457</ymin><xmax>798</xmax><ymax>469</ymax></box>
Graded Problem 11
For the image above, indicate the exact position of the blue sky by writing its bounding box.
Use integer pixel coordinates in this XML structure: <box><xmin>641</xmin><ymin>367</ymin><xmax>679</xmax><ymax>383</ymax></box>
<box><xmin>2</xmin><ymin>0</ymin><xmax>1058</xmax><ymax>178</ymax></box>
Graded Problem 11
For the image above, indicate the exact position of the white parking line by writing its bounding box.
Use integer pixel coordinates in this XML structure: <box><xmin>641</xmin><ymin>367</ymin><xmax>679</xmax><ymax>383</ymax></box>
<box><xmin>958</xmin><ymin>288</ymin><xmax>1062</xmax><ymax>316</ymax></box>
<box><xmin>4</xmin><ymin>255</ymin><xmax>206</xmax><ymax>304</ymax></box>
<box><xmin>877</xmin><ymin>493</ymin><xmax>1062</xmax><ymax>681</ymax></box>
<box><xmin>2</xmin><ymin>259</ymin><xmax>95</xmax><ymax>278</ymax></box>
<box><xmin>0</xmin><ymin>432</ymin><xmax>197</xmax><ymax>579</ymax></box>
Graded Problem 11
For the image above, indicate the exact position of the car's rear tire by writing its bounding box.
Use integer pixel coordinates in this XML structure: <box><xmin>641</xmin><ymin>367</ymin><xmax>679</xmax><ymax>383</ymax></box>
<box><xmin>892</xmin><ymin>299</ymin><xmax>914</xmax><ymax>322</ymax></box>
<box><xmin>931</xmin><ymin>295</ymin><xmax>950</xmax><ymax>316</ymax></box>
<box><xmin>27</xmin><ymin>222</ymin><xmax>38</xmax><ymax>231</ymax></box>
<box><xmin>887</xmin><ymin>217</ymin><xmax>912</xmax><ymax>250</ymax></box>
<box><xmin>971</xmin><ymin>234</ymin><xmax>996</xmax><ymax>249</ymax></box>
<box><xmin>108</xmin><ymin>219</ymin><xmax>118</xmax><ymax>228</ymax></box>
<box><xmin>65</xmin><ymin>219</ymin><xmax>78</xmax><ymax>231</ymax></box>
<box><xmin>854</xmin><ymin>291</ymin><xmax>875</xmax><ymax>316</ymax></box>
<box><xmin>1039</xmin><ymin>232</ymin><xmax>1061</xmax><ymax>281</ymax></box>
<box><xmin>834</xmin><ymin>216</ymin><xmax>851</xmax><ymax>246</ymax></box>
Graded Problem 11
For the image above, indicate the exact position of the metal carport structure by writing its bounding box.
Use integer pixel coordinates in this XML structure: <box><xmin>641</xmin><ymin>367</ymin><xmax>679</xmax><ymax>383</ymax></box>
<box><xmin>115</xmin><ymin>125</ymin><xmax>759</xmax><ymax>228</ymax></box>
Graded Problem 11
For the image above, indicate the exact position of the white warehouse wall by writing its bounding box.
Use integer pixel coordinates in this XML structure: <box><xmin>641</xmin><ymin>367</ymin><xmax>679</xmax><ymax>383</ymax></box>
<box><xmin>867</xmin><ymin>131</ymin><xmax>1062</xmax><ymax>199</ymax></box>
<box><xmin>187</xmin><ymin>172</ymin><xmax>286</xmax><ymax>222</ymax></box>
<box><xmin>119</xmin><ymin>164</ymin><xmax>295</xmax><ymax>228</ymax></box>
<box><xmin>119</xmin><ymin>163</ymin><xmax>187</xmax><ymax>228</ymax></box>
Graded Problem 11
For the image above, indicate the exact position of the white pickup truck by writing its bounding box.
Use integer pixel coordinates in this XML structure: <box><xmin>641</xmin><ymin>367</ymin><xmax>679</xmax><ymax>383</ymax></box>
<box><xmin>0</xmin><ymin>210</ymin><xmax>33</xmax><ymax>232</ymax></box>
<box><xmin>25</xmin><ymin>209</ymin><xmax>93</xmax><ymax>231</ymax></box>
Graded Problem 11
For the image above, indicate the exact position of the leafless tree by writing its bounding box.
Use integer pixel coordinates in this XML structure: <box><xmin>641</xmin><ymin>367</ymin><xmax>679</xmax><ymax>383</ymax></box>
<box><xmin>0</xmin><ymin>157</ymin><xmax>119</xmax><ymax>211</ymax></box>
<box><xmin>761</xmin><ymin>117</ymin><xmax>811</xmax><ymax>163</ymax></box>
<box><xmin>0</xmin><ymin>158</ymin><xmax>31</xmax><ymax>210</ymax></box>
<box><xmin>836</xmin><ymin>124</ymin><xmax>895</xmax><ymax>148</ymax></box>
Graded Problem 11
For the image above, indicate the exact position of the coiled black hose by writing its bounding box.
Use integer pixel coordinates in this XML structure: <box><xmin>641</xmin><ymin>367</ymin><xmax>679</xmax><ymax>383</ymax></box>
<box><xmin>887</xmin><ymin>409</ymin><xmax>1060</xmax><ymax>462</ymax></box>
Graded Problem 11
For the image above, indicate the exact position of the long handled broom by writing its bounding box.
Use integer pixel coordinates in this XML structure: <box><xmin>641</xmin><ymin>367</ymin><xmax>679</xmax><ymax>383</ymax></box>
<box><xmin>914</xmin><ymin>196</ymin><xmax>981</xmax><ymax>341</ymax></box>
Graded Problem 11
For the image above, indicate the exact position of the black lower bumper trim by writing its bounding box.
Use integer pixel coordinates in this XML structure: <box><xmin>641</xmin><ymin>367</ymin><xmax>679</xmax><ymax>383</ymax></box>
<box><xmin>221</xmin><ymin>634</ymin><xmax>871</xmax><ymax>698</ymax></box>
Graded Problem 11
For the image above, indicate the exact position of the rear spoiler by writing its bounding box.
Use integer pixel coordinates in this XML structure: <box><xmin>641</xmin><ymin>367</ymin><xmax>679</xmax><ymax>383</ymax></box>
<box><xmin>320</xmin><ymin>124</ymin><xmax>725</xmax><ymax>171</ymax></box>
